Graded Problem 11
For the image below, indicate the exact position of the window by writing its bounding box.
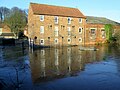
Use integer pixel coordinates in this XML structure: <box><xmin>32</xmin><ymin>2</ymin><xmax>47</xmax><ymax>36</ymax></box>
<box><xmin>68</xmin><ymin>27</ymin><xmax>71</xmax><ymax>36</ymax></box>
<box><xmin>54</xmin><ymin>16</ymin><xmax>58</xmax><ymax>24</ymax></box>
<box><xmin>90</xmin><ymin>29</ymin><xmax>96</xmax><ymax>34</ymax></box>
<box><xmin>78</xmin><ymin>27</ymin><xmax>82</xmax><ymax>34</ymax></box>
<box><xmin>55</xmin><ymin>26</ymin><xmax>58</xmax><ymax>36</ymax></box>
<box><xmin>34</xmin><ymin>36</ymin><xmax>37</xmax><ymax>42</ymax></box>
<box><xmin>68</xmin><ymin>38</ymin><xmax>71</xmax><ymax>43</ymax></box>
<box><xmin>40</xmin><ymin>39</ymin><xmax>44</xmax><ymax>45</ymax></box>
<box><xmin>40</xmin><ymin>26</ymin><xmax>44</xmax><ymax>33</ymax></box>
<box><xmin>55</xmin><ymin>38</ymin><xmax>58</xmax><ymax>44</ymax></box>
<box><xmin>101</xmin><ymin>29</ymin><xmax>105</xmax><ymax>38</ymax></box>
<box><xmin>79</xmin><ymin>38</ymin><xmax>82</xmax><ymax>42</ymax></box>
<box><xmin>79</xmin><ymin>18</ymin><xmax>82</xmax><ymax>23</ymax></box>
<box><xmin>40</xmin><ymin>15</ymin><xmax>44</xmax><ymax>21</ymax></box>
<box><xmin>68</xmin><ymin>17</ymin><xmax>71</xmax><ymax>24</ymax></box>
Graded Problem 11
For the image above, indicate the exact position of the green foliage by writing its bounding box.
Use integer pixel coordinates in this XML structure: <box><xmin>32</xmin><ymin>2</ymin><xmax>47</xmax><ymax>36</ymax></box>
<box><xmin>105</xmin><ymin>24</ymin><xmax>113</xmax><ymax>42</ymax></box>
<box><xmin>4</xmin><ymin>7</ymin><xmax>27</xmax><ymax>38</ymax></box>
<box><xmin>114</xmin><ymin>28</ymin><xmax>120</xmax><ymax>44</ymax></box>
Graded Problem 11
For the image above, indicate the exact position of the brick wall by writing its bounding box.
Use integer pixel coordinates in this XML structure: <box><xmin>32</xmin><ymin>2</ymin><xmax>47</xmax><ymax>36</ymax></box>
<box><xmin>28</xmin><ymin>4</ymin><xmax>120</xmax><ymax>46</ymax></box>
<box><xmin>28</xmin><ymin>5</ymin><xmax>86</xmax><ymax>47</ymax></box>
<box><xmin>2</xmin><ymin>25</ymin><xmax>11</xmax><ymax>33</ymax></box>
<box><xmin>85</xmin><ymin>24</ymin><xmax>106</xmax><ymax>45</ymax></box>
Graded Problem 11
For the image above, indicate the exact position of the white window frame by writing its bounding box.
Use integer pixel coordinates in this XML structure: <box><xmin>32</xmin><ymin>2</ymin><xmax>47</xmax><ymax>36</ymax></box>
<box><xmin>40</xmin><ymin>15</ymin><xmax>44</xmax><ymax>21</ymax></box>
<box><xmin>79</xmin><ymin>18</ymin><xmax>82</xmax><ymax>23</ymax></box>
<box><xmin>68</xmin><ymin>27</ymin><xmax>71</xmax><ymax>36</ymax></box>
<box><xmin>55</xmin><ymin>38</ymin><xmax>58</xmax><ymax>44</ymax></box>
<box><xmin>79</xmin><ymin>38</ymin><xmax>82</xmax><ymax>43</ymax></box>
<box><xmin>78</xmin><ymin>27</ymin><xmax>82</xmax><ymax>34</ymax></box>
<box><xmin>40</xmin><ymin>26</ymin><xmax>44</xmax><ymax>34</ymax></box>
<box><xmin>90</xmin><ymin>28</ymin><xmax>96</xmax><ymax>35</ymax></box>
<box><xmin>68</xmin><ymin>17</ymin><xmax>71</xmax><ymax>24</ymax></box>
<box><xmin>40</xmin><ymin>39</ymin><xmax>44</xmax><ymax>45</ymax></box>
<box><xmin>54</xmin><ymin>16</ymin><xmax>58</xmax><ymax>24</ymax></box>
<box><xmin>101</xmin><ymin>28</ymin><xmax>106</xmax><ymax>38</ymax></box>
<box><xmin>68</xmin><ymin>38</ymin><xmax>71</xmax><ymax>43</ymax></box>
<box><xmin>55</xmin><ymin>26</ymin><xmax>58</xmax><ymax>36</ymax></box>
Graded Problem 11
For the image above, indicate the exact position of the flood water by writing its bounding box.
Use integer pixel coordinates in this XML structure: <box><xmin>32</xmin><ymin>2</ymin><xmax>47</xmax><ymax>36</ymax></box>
<box><xmin>1</xmin><ymin>45</ymin><xmax>120</xmax><ymax>90</ymax></box>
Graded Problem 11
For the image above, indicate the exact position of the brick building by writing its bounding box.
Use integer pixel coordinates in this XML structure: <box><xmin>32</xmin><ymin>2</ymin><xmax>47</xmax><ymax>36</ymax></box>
<box><xmin>28</xmin><ymin>3</ymin><xmax>86</xmax><ymax>47</ymax></box>
<box><xmin>0</xmin><ymin>24</ymin><xmax>15</xmax><ymax>39</ymax></box>
<box><xmin>85</xmin><ymin>24</ymin><xmax>106</xmax><ymax>45</ymax></box>
<box><xmin>28</xmin><ymin>3</ymin><xmax>120</xmax><ymax>47</ymax></box>
<box><xmin>85</xmin><ymin>16</ymin><xmax>120</xmax><ymax>45</ymax></box>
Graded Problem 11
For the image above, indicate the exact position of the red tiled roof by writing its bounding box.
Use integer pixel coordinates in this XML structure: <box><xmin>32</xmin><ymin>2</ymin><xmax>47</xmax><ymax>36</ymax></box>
<box><xmin>30</xmin><ymin>3</ymin><xmax>86</xmax><ymax>18</ymax></box>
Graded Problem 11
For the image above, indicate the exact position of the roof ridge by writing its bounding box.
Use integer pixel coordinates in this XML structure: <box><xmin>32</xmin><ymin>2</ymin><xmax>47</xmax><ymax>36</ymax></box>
<box><xmin>86</xmin><ymin>16</ymin><xmax>120</xmax><ymax>25</ymax></box>
<box><xmin>30</xmin><ymin>2</ymin><xmax>86</xmax><ymax>18</ymax></box>
<box><xmin>30</xmin><ymin>2</ymin><xmax>78</xmax><ymax>10</ymax></box>
<box><xmin>87</xmin><ymin>16</ymin><xmax>106</xmax><ymax>19</ymax></box>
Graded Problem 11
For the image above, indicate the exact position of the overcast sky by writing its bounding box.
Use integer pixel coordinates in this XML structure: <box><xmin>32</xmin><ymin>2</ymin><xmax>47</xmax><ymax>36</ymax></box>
<box><xmin>0</xmin><ymin>0</ymin><xmax>120</xmax><ymax>22</ymax></box>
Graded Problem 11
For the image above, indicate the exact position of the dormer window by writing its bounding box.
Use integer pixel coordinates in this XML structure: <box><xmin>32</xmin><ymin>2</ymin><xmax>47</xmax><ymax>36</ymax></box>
<box><xmin>68</xmin><ymin>17</ymin><xmax>71</xmax><ymax>24</ymax></box>
<box><xmin>40</xmin><ymin>15</ymin><xmax>44</xmax><ymax>21</ymax></box>
<box><xmin>54</xmin><ymin>16</ymin><xmax>58</xmax><ymax>24</ymax></box>
<box><xmin>79</xmin><ymin>18</ymin><xmax>82</xmax><ymax>23</ymax></box>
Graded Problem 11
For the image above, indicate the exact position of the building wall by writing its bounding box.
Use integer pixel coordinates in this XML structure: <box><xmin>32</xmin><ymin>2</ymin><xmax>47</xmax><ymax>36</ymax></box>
<box><xmin>113</xmin><ymin>25</ymin><xmax>120</xmax><ymax>35</ymax></box>
<box><xmin>85</xmin><ymin>24</ymin><xmax>106</xmax><ymax>45</ymax></box>
<box><xmin>28</xmin><ymin>5</ymin><xmax>120</xmax><ymax>47</ymax></box>
<box><xmin>28</xmin><ymin>6</ymin><xmax>86</xmax><ymax>47</ymax></box>
<box><xmin>0</xmin><ymin>25</ymin><xmax>11</xmax><ymax>33</ymax></box>
<box><xmin>0</xmin><ymin>25</ymin><xmax>15</xmax><ymax>39</ymax></box>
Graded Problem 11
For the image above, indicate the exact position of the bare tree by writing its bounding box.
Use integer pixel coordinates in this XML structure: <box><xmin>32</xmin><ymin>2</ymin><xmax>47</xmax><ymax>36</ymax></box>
<box><xmin>0</xmin><ymin>7</ymin><xmax>10</xmax><ymax>22</ymax></box>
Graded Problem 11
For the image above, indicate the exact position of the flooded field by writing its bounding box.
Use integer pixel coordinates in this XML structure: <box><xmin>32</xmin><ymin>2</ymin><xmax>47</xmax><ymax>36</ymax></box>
<box><xmin>1</xmin><ymin>45</ymin><xmax>120</xmax><ymax>90</ymax></box>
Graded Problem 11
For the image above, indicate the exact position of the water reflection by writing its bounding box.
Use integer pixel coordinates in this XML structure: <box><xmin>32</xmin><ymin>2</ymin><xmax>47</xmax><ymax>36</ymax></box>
<box><xmin>0</xmin><ymin>46</ymin><xmax>27</xmax><ymax>61</ymax></box>
<box><xmin>29</xmin><ymin>46</ymin><xmax>106</xmax><ymax>83</ymax></box>
<box><xmin>1</xmin><ymin>45</ymin><xmax>120</xmax><ymax>89</ymax></box>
